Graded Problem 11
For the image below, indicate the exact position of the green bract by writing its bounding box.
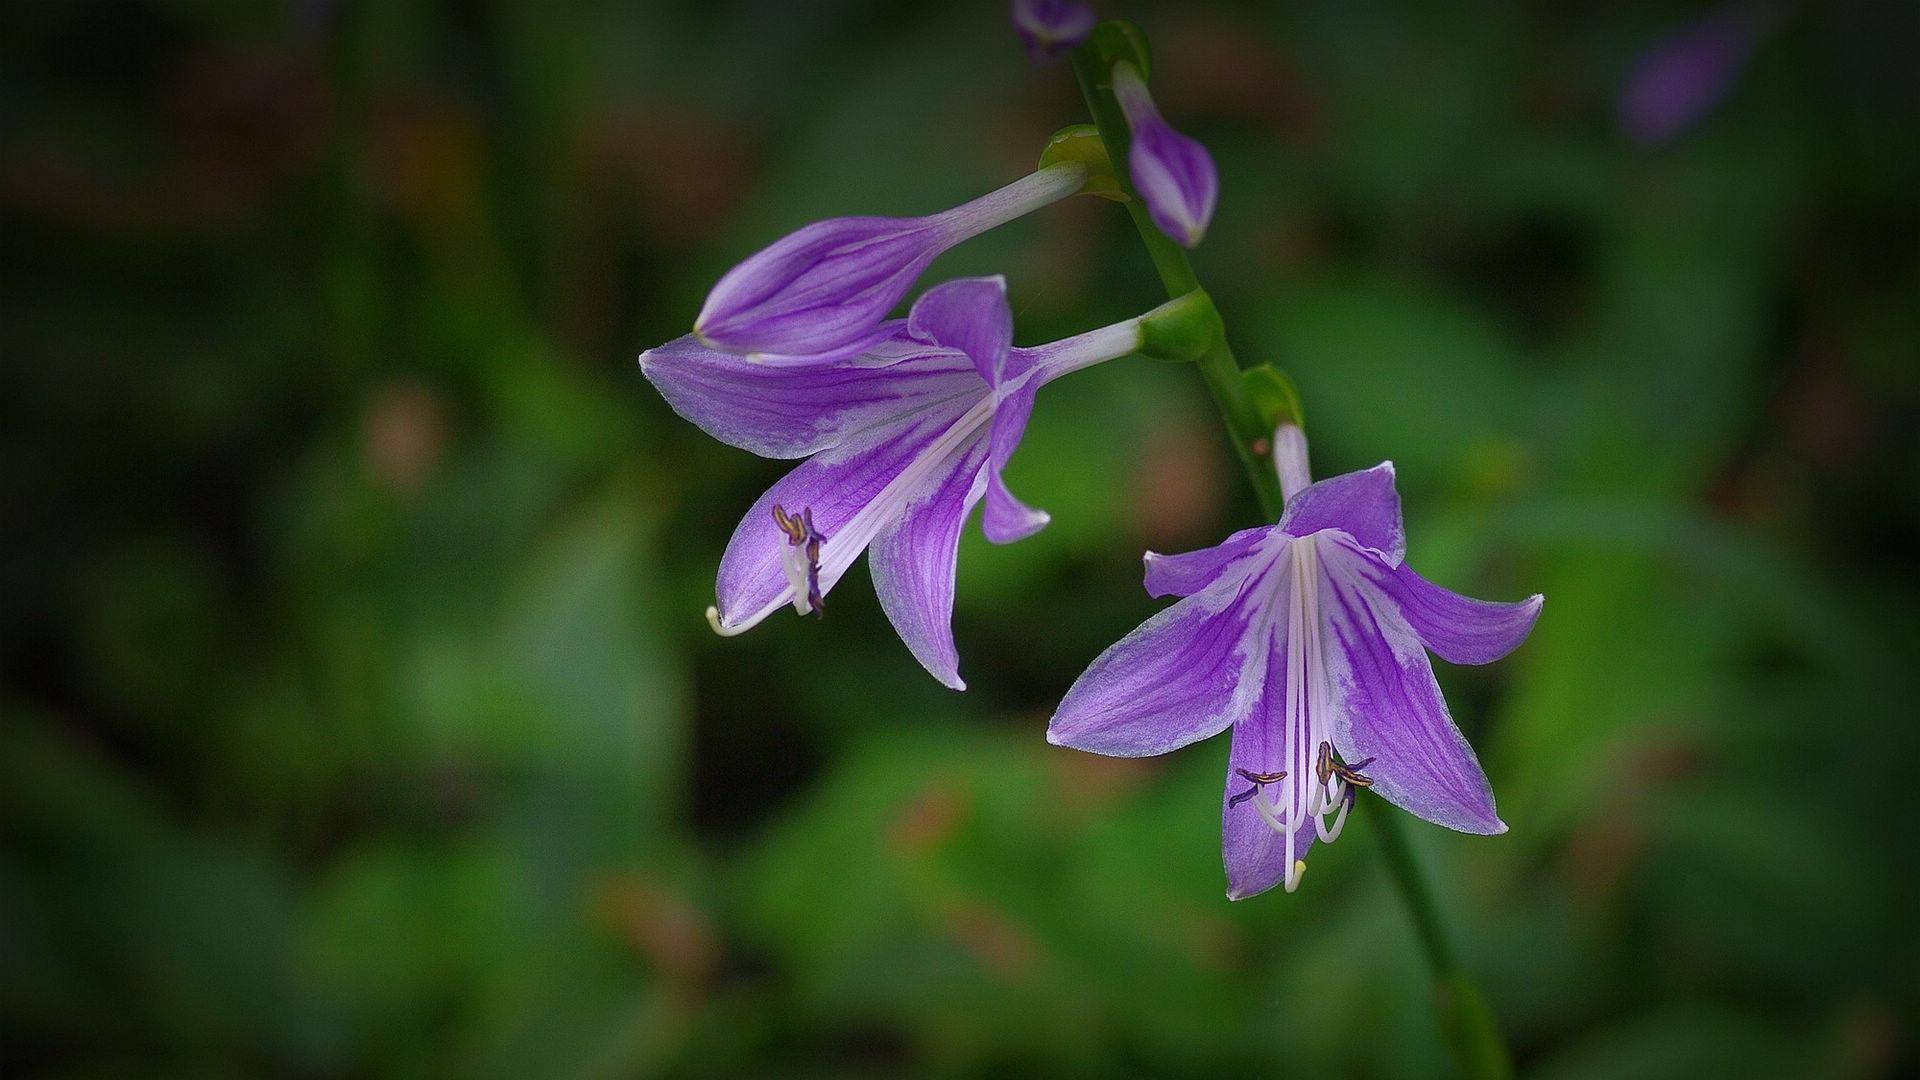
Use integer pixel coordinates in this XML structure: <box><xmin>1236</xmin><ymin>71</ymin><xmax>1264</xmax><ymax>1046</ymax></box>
<box><xmin>1241</xmin><ymin>364</ymin><xmax>1306</xmax><ymax>431</ymax></box>
<box><xmin>1137</xmin><ymin>289</ymin><xmax>1221</xmax><ymax>364</ymax></box>
<box><xmin>1038</xmin><ymin>124</ymin><xmax>1125</xmax><ymax>202</ymax></box>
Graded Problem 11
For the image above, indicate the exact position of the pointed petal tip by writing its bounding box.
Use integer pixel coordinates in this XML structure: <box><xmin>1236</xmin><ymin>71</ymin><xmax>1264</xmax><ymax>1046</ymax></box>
<box><xmin>1224</xmin><ymin>876</ymin><xmax>1276</xmax><ymax>902</ymax></box>
<box><xmin>1044</xmin><ymin>718</ymin><xmax>1106</xmax><ymax>752</ymax></box>
<box><xmin>1449</xmin><ymin>809</ymin><xmax>1509</xmax><ymax>836</ymax></box>
<box><xmin>637</xmin><ymin>339</ymin><xmax>677</xmax><ymax>374</ymax></box>
<box><xmin>985</xmin><ymin>510</ymin><xmax>1050</xmax><ymax>545</ymax></box>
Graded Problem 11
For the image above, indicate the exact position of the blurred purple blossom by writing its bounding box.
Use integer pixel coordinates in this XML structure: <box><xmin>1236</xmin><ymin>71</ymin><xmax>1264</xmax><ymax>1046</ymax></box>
<box><xmin>1618</xmin><ymin>0</ymin><xmax>1790</xmax><ymax>146</ymax></box>
<box><xmin>1011</xmin><ymin>0</ymin><xmax>1097</xmax><ymax>63</ymax></box>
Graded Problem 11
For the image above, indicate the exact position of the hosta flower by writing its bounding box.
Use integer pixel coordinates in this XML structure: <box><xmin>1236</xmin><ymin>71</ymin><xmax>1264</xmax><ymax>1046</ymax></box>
<box><xmin>1048</xmin><ymin>426</ymin><xmax>1541</xmax><ymax>898</ymax></box>
<box><xmin>1011</xmin><ymin>0</ymin><xmax>1096</xmax><ymax>63</ymax></box>
<box><xmin>1111</xmin><ymin>61</ymin><xmax>1217</xmax><ymax>248</ymax></box>
<box><xmin>644</xmin><ymin>275</ymin><xmax>1152</xmax><ymax>689</ymax></box>
<box><xmin>693</xmin><ymin>164</ymin><xmax>1088</xmax><ymax>365</ymax></box>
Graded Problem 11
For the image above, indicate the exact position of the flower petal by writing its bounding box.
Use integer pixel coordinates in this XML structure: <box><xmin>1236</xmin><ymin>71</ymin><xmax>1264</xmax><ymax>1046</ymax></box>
<box><xmin>868</xmin><ymin>438</ymin><xmax>990</xmax><ymax>689</ymax></box>
<box><xmin>907</xmin><ymin>275</ymin><xmax>1013</xmax><ymax>386</ymax></box>
<box><xmin>640</xmin><ymin>330</ymin><xmax>980</xmax><ymax>458</ymax></box>
<box><xmin>1278</xmin><ymin>462</ymin><xmax>1405</xmax><ymax>564</ymax></box>
<box><xmin>711</xmin><ymin>398</ymin><xmax>979</xmax><ymax>634</ymax></box>
<box><xmin>1320</xmin><ymin>548</ymin><xmax>1505</xmax><ymax>835</ymax></box>
<box><xmin>1362</xmin><ymin>560</ymin><xmax>1543</xmax><ymax>666</ymax></box>
<box><xmin>1142</xmin><ymin>525</ymin><xmax>1273</xmax><ymax>598</ymax></box>
<box><xmin>979</xmin><ymin>377</ymin><xmax>1048</xmax><ymax>543</ymax></box>
<box><xmin>1048</xmin><ymin>566</ymin><xmax>1279</xmax><ymax>758</ymax></box>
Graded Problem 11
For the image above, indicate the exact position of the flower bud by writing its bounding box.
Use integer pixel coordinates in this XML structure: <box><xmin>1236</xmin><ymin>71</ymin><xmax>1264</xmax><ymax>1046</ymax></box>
<box><xmin>1111</xmin><ymin>61</ymin><xmax>1217</xmax><ymax>249</ymax></box>
<box><xmin>694</xmin><ymin>165</ymin><xmax>1087</xmax><ymax>364</ymax></box>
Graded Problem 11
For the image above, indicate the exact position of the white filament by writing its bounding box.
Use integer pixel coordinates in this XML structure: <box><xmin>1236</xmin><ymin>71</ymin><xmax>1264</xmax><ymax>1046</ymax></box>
<box><xmin>779</xmin><ymin>541</ymin><xmax>813</xmax><ymax>615</ymax></box>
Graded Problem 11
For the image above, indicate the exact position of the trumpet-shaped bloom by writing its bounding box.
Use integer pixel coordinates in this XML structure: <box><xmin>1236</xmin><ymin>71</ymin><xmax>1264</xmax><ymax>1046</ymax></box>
<box><xmin>644</xmin><ymin>276</ymin><xmax>1145</xmax><ymax>689</ymax></box>
<box><xmin>1011</xmin><ymin>0</ymin><xmax>1096</xmax><ymax>63</ymax></box>
<box><xmin>693</xmin><ymin>165</ymin><xmax>1087</xmax><ymax>365</ymax></box>
<box><xmin>1048</xmin><ymin>427</ymin><xmax>1541</xmax><ymax>899</ymax></box>
<box><xmin>1111</xmin><ymin>61</ymin><xmax>1217</xmax><ymax>248</ymax></box>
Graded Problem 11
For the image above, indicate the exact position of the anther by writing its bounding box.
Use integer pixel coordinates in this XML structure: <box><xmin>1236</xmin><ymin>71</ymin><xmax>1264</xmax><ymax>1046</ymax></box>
<box><xmin>772</xmin><ymin>504</ymin><xmax>804</xmax><ymax>543</ymax></box>
<box><xmin>1316</xmin><ymin>741</ymin><xmax>1375</xmax><ymax>789</ymax></box>
<box><xmin>1227</xmin><ymin>768</ymin><xmax>1285</xmax><ymax>809</ymax></box>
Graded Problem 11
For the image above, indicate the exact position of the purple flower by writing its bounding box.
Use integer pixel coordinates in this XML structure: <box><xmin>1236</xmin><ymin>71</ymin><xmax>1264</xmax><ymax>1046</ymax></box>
<box><xmin>644</xmin><ymin>276</ymin><xmax>1147</xmax><ymax>689</ymax></box>
<box><xmin>694</xmin><ymin>165</ymin><xmax>1087</xmax><ymax>365</ymax></box>
<box><xmin>1047</xmin><ymin>426</ymin><xmax>1542</xmax><ymax>898</ymax></box>
<box><xmin>1011</xmin><ymin>0</ymin><xmax>1096</xmax><ymax>63</ymax></box>
<box><xmin>1110</xmin><ymin>61</ymin><xmax>1217</xmax><ymax>248</ymax></box>
<box><xmin>1618</xmin><ymin>0</ymin><xmax>1788</xmax><ymax>146</ymax></box>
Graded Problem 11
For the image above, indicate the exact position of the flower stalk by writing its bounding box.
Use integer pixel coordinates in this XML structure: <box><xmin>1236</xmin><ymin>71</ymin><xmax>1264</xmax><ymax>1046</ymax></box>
<box><xmin>1070</xmin><ymin>22</ymin><xmax>1514</xmax><ymax>1080</ymax></box>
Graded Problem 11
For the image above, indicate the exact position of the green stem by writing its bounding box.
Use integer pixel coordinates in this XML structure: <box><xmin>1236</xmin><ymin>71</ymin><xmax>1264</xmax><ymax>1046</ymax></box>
<box><xmin>1071</xmin><ymin>29</ymin><xmax>1512</xmax><ymax>1080</ymax></box>
<box><xmin>1370</xmin><ymin>793</ymin><xmax>1514</xmax><ymax>1077</ymax></box>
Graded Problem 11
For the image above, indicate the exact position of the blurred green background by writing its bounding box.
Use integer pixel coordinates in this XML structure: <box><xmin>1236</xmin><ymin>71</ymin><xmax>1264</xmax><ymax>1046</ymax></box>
<box><xmin>4</xmin><ymin>1</ymin><xmax>1917</xmax><ymax>1076</ymax></box>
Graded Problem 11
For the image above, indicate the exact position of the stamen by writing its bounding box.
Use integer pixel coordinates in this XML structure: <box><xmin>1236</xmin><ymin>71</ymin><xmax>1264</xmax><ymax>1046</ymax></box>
<box><xmin>801</xmin><ymin>507</ymin><xmax>824</xmax><ymax>614</ymax></box>
<box><xmin>772</xmin><ymin>503</ymin><xmax>828</xmax><ymax>617</ymax></box>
